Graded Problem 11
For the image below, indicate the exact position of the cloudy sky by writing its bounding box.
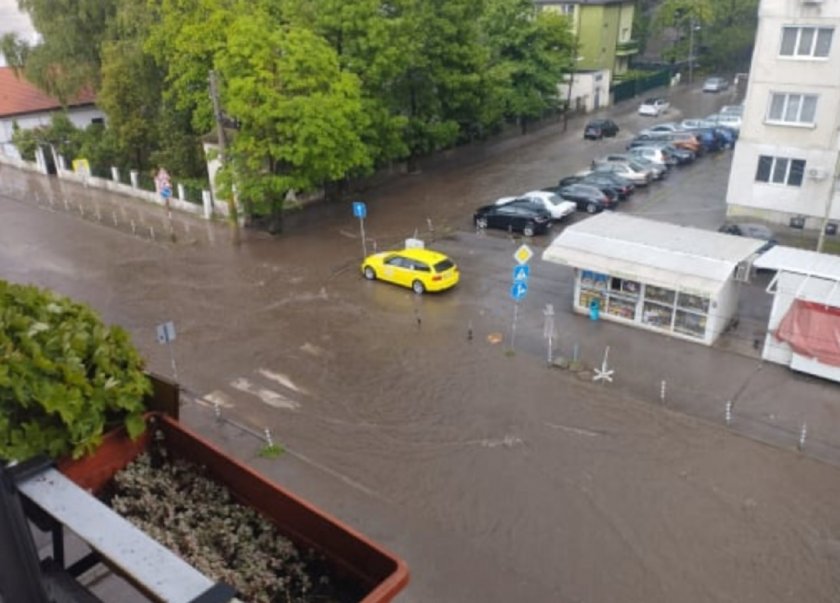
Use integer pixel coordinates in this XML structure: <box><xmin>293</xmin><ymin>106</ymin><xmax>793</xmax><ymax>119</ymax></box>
<box><xmin>0</xmin><ymin>0</ymin><xmax>37</xmax><ymax>66</ymax></box>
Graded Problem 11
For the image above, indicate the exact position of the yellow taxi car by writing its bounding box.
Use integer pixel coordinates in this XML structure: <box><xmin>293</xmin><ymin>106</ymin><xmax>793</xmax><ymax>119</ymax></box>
<box><xmin>361</xmin><ymin>248</ymin><xmax>459</xmax><ymax>294</ymax></box>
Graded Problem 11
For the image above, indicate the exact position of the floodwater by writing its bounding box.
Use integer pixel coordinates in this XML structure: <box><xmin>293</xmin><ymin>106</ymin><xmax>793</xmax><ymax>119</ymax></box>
<box><xmin>3</xmin><ymin>84</ymin><xmax>840</xmax><ymax>603</ymax></box>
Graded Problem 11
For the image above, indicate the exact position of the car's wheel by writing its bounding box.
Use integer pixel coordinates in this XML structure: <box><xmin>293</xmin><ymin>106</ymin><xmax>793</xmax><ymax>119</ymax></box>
<box><xmin>363</xmin><ymin>266</ymin><xmax>376</xmax><ymax>280</ymax></box>
<box><xmin>586</xmin><ymin>202</ymin><xmax>598</xmax><ymax>214</ymax></box>
<box><xmin>475</xmin><ymin>217</ymin><xmax>488</xmax><ymax>229</ymax></box>
<box><xmin>412</xmin><ymin>280</ymin><xmax>425</xmax><ymax>295</ymax></box>
<box><xmin>523</xmin><ymin>224</ymin><xmax>535</xmax><ymax>237</ymax></box>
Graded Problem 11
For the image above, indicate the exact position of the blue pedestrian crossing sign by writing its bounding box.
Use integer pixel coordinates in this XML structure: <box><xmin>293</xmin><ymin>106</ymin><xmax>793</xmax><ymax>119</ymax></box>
<box><xmin>510</xmin><ymin>281</ymin><xmax>528</xmax><ymax>302</ymax></box>
<box><xmin>352</xmin><ymin>201</ymin><xmax>367</xmax><ymax>219</ymax></box>
<box><xmin>512</xmin><ymin>264</ymin><xmax>530</xmax><ymax>283</ymax></box>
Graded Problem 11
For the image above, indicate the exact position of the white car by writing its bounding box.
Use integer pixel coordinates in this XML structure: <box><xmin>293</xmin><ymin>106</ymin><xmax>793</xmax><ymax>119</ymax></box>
<box><xmin>638</xmin><ymin>97</ymin><xmax>670</xmax><ymax>117</ymax></box>
<box><xmin>595</xmin><ymin>154</ymin><xmax>666</xmax><ymax>180</ymax></box>
<box><xmin>702</xmin><ymin>77</ymin><xmax>729</xmax><ymax>93</ymax></box>
<box><xmin>496</xmin><ymin>191</ymin><xmax>576</xmax><ymax>221</ymax></box>
<box><xmin>628</xmin><ymin>146</ymin><xmax>670</xmax><ymax>167</ymax></box>
<box><xmin>679</xmin><ymin>118</ymin><xmax>717</xmax><ymax>130</ymax></box>
<box><xmin>640</xmin><ymin>122</ymin><xmax>681</xmax><ymax>136</ymax></box>
<box><xmin>720</xmin><ymin>104</ymin><xmax>744</xmax><ymax>116</ymax></box>
<box><xmin>705</xmin><ymin>113</ymin><xmax>742</xmax><ymax>132</ymax></box>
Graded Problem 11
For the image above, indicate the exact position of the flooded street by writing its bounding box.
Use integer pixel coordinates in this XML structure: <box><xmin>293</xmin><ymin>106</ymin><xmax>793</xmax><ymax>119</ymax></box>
<box><xmin>4</xmin><ymin>84</ymin><xmax>840</xmax><ymax>602</ymax></box>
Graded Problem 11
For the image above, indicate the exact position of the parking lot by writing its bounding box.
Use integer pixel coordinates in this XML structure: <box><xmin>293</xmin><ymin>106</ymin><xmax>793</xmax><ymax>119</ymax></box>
<box><xmin>4</xmin><ymin>82</ymin><xmax>840</xmax><ymax>603</ymax></box>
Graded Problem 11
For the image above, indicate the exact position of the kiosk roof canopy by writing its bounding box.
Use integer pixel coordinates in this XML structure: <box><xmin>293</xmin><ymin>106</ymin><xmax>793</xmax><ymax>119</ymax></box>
<box><xmin>754</xmin><ymin>246</ymin><xmax>840</xmax><ymax>281</ymax></box>
<box><xmin>542</xmin><ymin>214</ymin><xmax>767</xmax><ymax>292</ymax></box>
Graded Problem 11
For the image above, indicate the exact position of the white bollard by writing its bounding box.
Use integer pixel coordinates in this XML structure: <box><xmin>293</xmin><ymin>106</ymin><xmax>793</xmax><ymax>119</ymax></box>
<box><xmin>213</xmin><ymin>402</ymin><xmax>222</xmax><ymax>422</ymax></box>
<box><xmin>112</xmin><ymin>211</ymin><xmax>118</xmax><ymax>226</ymax></box>
<box><xmin>264</xmin><ymin>428</ymin><xmax>274</xmax><ymax>447</ymax></box>
<box><xmin>177</xmin><ymin>182</ymin><xmax>185</xmax><ymax>201</ymax></box>
<box><xmin>201</xmin><ymin>190</ymin><xmax>213</xmax><ymax>219</ymax></box>
<box><xmin>798</xmin><ymin>423</ymin><xmax>807</xmax><ymax>451</ymax></box>
<box><xmin>131</xmin><ymin>220</ymin><xmax>136</xmax><ymax>234</ymax></box>
<box><xmin>725</xmin><ymin>400</ymin><xmax>732</xmax><ymax>425</ymax></box>
<box><xmin>660</xmin><ymin>380</ymin><xmax>667</xmax><ymax>403</ymax></box>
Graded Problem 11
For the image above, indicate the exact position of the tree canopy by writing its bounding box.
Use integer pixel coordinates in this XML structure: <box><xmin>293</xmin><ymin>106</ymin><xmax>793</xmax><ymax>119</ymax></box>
<box><xmin>12</xmin><ymin>0</ymin><xmax>575</xmax><ymax>226</ymax></box>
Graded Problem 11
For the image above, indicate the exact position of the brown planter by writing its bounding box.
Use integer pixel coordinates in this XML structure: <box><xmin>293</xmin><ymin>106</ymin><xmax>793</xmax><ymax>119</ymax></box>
<box><xmin>58</xmin><ymin>413</ymin><xmax>409</xmax><ymax>603</ymax></box>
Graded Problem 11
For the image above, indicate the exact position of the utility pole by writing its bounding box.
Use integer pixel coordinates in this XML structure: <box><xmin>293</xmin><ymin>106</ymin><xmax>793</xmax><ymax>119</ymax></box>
<box><xmin>208</xmin><ymin>70</ymin><xmax>240</xmax><ymax>245</ymax></box>
<box><xmin>688</xmin><ymin>14</ymin><xmax>695</xmax><ymax>85</ymax></box>
<box><xmin>816</xmin><ymin>153</ymin><xmax>840</xmax><ymax>252</ymax></box>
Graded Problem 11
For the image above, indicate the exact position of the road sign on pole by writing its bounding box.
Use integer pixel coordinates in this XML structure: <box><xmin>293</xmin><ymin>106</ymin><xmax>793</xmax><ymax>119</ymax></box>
<box><xmin>155</xmin><ymin>321</ymin><xmax>179</xmax><ymax>381</ymax></box>
<box><xmin>512</xmin><ymin>264</ymin><xmax>530</xmax><ymax>283</ymax></box>
<box><xmin>514</xmin><ymin>244</ymin><xmax>534</xmax><ymax>265</ymax></box>
<box><xmin>510</xmin><ymin>281</ymin><xmax>528</xmax><ymax>302</ymax></box>
<box><xmin>352</xmin><ymin>201</ymin><xmax>368</xmax><ymax>257</ymax></box>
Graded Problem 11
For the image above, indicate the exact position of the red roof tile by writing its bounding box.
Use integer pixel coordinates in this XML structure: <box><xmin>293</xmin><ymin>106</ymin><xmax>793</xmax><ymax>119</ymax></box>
<box><xmin>0</xmin><ymin>67</ymin><xmax>96</xmax><ymax>118</ymax></box>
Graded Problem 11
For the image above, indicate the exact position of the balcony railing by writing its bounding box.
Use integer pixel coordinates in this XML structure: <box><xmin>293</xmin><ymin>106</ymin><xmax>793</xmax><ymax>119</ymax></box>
<box><xmin>616</xmin><ymin>39</ymin><xmax>640</xmax><ymax>55</ymax></box>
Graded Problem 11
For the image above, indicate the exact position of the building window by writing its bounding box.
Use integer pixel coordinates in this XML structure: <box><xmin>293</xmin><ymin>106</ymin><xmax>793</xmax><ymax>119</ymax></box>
<box><xmin>767</xmin><ymin>93</ymin><xmax>817</xmax><ymax>125</ymax></box>
<box><xmin>780</xmin><ymin>26</ymin><xmax>833</xmax><ymax>58</ymax></box>
<box><xmin>755</xmin><ymin>155</ymin><xmax>806</xmax><ymax>187</ymax></box>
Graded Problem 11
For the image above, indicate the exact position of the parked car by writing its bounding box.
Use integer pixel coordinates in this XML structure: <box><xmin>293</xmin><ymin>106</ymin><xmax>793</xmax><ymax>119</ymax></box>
<box><xmin>685</xmin><ymin>128</ymin><xmax>724</xmax><ymax>153</ymax></box>
<box><xmin>720</xmin><ymin>104</ymin><xmax>744</xmax><ymax>116</ymax></box>
<box><xmin>702</xmin><ymin>76</ymin><xmax>729</xmax><ymax>93</ymax></box>
<box><xmin>628</xmin><ymin>135</ymin><xmax>688</xmax><ymax>158</ymax></box>
<box><xmin>711</xmin><ymin>126</ymin><xmax>738</xmax><ymax>148</ymax></box>
<box><xmin>664</xmin><ymin>132</ymin><xmax>704</xmax><ymax>155</ymax></box>
<box><xmin>679</xmin><ymin>118</ymin><xmax>717</xmax><ymax>130</ymax></box>
<box><xmin>361</xmin><ymin>248</ymin><xmax>459</xmax><ymax>294</ymax></box>
<box><xmin>555</xmin><ymin>183</ymin><xmax>615</xmax><ymax>213</ymax></box>
<box><xmin>628</xmin><ymin>146</ymin><xmax>670</xmax><ymax>168</ymax></box>
<box><xmin>592</xmin><ymin>161</ymin><xmax>652</xmax><ymax>186</ymax></box>
<box><xmin>638</xmin><ymin>97</ymin><xmax>670</xmax><ymax>117</ymax></box>
<box><xmin>474</xmin><ymin>201</ymin><xmax>552</xmax><ymax>235</ymax></box>
<box><xmin>718</xmin><ymin>223</ymin><xmax>777</xmax><ymax>253</ymax></box>
<box><xmin>595</xmin><ymin>154</ymin><xmax>666</xmax><ymax>180</ymax></box>
<box><xmin>705</xmin><ymin>113</ymin><xmax>742</xmax><ymax>133</ymax></box>
<box><xmin>558</xmin><ymin>174</ymin><xmax>631</xmax><ymax>201</ymax></box>
<box><xmin>495</xmin><ymin>191</ymin><xmax>577</xmax><ymax>221</ymax></box>
<box><xmin>649</xmin><ymin>141</ymin><xmax>697</xmax><ymax>165</ymax></box>
<box><xmin>640</xmin><ymin>122</ymin><xmax>681</xmax><ymax>136</ymax></box>
<box><xmin>583</xmin><ymin>118</ymin><xmax>619</xmax><ymax>140</ymax></box>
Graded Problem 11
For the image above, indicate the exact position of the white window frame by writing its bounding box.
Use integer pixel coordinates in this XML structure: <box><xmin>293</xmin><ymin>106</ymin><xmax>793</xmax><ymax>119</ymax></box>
<box><xmin>765</xmin><ymin>92</ymin><xmax>818</xmax><ymax>126</ymax></box>
<box><xmin>779</xmin><ymin>26</ymin><xmax>834</xmax><ymax>59</ymax></box>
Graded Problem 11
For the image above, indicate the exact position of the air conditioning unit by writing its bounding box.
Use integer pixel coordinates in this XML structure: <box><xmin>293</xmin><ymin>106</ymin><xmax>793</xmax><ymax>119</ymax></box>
<box><xmin>807</xmin><ymin>167</ymin><xmax>827</xmax><ymax>180</ymax></box>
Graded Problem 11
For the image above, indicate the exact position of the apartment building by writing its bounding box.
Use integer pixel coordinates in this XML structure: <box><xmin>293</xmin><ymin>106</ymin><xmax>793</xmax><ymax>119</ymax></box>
<box><xmin>726</xmin><ymin>0</ymin><xmax>840</xmax><ymax>231</ymax></box>
<box><xmin>534</xmin><ymin>0</ymin><xmax>638</xmax><ymax>76</ymax></box>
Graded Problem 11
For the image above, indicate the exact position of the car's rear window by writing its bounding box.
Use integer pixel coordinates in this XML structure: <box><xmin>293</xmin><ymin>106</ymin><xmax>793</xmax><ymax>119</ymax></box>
<box><xmin>434</xmin><ymin>259</ymin><xmax>455</xmax><ymax>272</ymax></box>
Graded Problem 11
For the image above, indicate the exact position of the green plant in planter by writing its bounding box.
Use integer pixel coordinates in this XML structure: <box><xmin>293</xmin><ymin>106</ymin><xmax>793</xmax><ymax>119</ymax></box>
<box><xmin>0</xmin><ymin>280</ymin><xmax>151</xmax><ymax>460</ymax></box>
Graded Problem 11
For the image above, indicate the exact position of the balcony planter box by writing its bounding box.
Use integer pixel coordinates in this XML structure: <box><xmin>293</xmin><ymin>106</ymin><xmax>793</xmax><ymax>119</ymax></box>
<box><xmin>57</xmin><ymin>412</ymin><xmax>409</xmax><ymax>603</ymax></box>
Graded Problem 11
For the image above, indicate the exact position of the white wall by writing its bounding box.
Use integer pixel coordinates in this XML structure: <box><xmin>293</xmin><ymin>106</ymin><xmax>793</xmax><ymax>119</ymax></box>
<box><xmin>726</xmin><ymin>0</ymin><xmax>840</xmax><ymax>223</ymax></box>
<box><xmin>559</xmin><ymin>69</ymin><xmax>612</xmax><ymax>113</ymax></box>
<box><xmin>0</xmin><ymin>105</ymin><xmax>105</xmax><ymax>144</ymax></box>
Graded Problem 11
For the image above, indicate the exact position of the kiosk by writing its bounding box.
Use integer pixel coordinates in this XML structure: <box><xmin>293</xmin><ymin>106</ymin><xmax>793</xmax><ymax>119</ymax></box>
<box><xmin>754</xmin><ymin>246</ymin><xmax>840</xmax><ymax>383</ymax></box>
<box><xmin>542</xmin><ymin>214</ymin><xmax>767</xmax><ymax>345</ymax></box>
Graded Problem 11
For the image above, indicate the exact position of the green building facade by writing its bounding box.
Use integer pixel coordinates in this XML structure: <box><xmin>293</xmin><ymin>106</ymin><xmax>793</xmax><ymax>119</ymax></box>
<box><xmin>535</xmin><ymin>0</ymin><xmax>638</xmax><ymax>77</ymax></box>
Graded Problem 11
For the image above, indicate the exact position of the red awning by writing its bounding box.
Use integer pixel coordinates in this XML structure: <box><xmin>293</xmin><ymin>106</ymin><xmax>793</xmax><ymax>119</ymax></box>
<box><xmin>775</xmin><ymin>300</ymin><xmax>840</xmax><ymax>367</ymax></box>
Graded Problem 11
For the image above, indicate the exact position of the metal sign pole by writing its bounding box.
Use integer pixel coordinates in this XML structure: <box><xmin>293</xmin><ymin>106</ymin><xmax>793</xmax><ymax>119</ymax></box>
<box><xmin>360</xmin><ymin>217</ymin><xmax>367</xmax><ymax>258</ymax></box>
<box><xmin>511</xmin><ymin>302</ymin><xmax>519</xmax><ymax>351</ymax></box>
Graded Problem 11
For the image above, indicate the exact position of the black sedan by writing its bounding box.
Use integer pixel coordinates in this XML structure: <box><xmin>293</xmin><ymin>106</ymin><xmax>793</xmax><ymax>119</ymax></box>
<box><xmin>558</xmin><ymin>174</ymin><xmax>631</xmax><ymax>201</ymax></box>
<box><xmin>583</xmin><ymin>119</ymin><xmax>620</xmax><ymax>140</ymax></box>
<box><xmin>474</xmin><ymin>201</ymin><xmax>552</xmax><ymax>236</ymax></box>
<box><xmin>545</xmin><ymin>183</ymin><xmax>613</xmax><ymax>214</ymax></box>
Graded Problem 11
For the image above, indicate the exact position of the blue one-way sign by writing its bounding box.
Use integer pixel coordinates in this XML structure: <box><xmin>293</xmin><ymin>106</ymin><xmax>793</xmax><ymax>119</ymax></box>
<box><xmin>510</xmin><ymin>281</ymin><xmax>528</xmax><ymax>302</ymax></box>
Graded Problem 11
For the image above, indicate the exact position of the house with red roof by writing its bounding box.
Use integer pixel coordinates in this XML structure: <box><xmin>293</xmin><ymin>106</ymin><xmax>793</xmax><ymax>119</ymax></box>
<box><xmin>0</xmin><ymin>66</ymin><xmax>103</xmax><ymax>159</ymax></box>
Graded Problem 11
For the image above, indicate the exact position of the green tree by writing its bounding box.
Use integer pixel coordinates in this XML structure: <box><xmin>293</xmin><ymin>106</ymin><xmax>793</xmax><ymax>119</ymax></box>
<box><xmin>481</xmin><ymin>0</ymin><xmax>574</xmax><ymax>133</ymax></box>
<box><xmin>282</xmin><ymin>0</ymin><xmax>411</xmax><ymax>166</ymax></box>
<box><xmin>216</xmin><ymin>14</ymin><xmax>372</xmax><ymax>231</ymax></box>
<box><xmin>0</xmin><ymin>280</ymin><xmax>150</xmax><ymax>460</ymax></box>
<box><xmin>17</xmin><ymin>0</ymin><xmax>118</xmax><ymax>101</ymax></box>
<box><xmin>702</xmin><ymin>0</ymin><xmax>759</xmax><ymax>71</ymax></box>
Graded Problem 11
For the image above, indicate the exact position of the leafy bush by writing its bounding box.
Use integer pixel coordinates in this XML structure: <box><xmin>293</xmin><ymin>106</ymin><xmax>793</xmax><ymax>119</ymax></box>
<box><xmin>0</xmin><ymin>280</ymin><xmax>151</xmax><ymax>461</ymax></box>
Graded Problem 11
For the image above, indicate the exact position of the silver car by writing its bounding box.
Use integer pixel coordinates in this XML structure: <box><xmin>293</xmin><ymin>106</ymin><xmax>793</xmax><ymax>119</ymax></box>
<box><xmin>595</xmin><ymin>155</ymin><xmax>665</xmax><ymax>180</ymax></box>
<box><xmin>592</xmin><ymin>161</ymin><xmax>652</xmax><ymax>186</ymax></box>
<box><xmin>628</xmin><ymin>146</ymin><xmax>670</xmax><ymax>168</ymax></box>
